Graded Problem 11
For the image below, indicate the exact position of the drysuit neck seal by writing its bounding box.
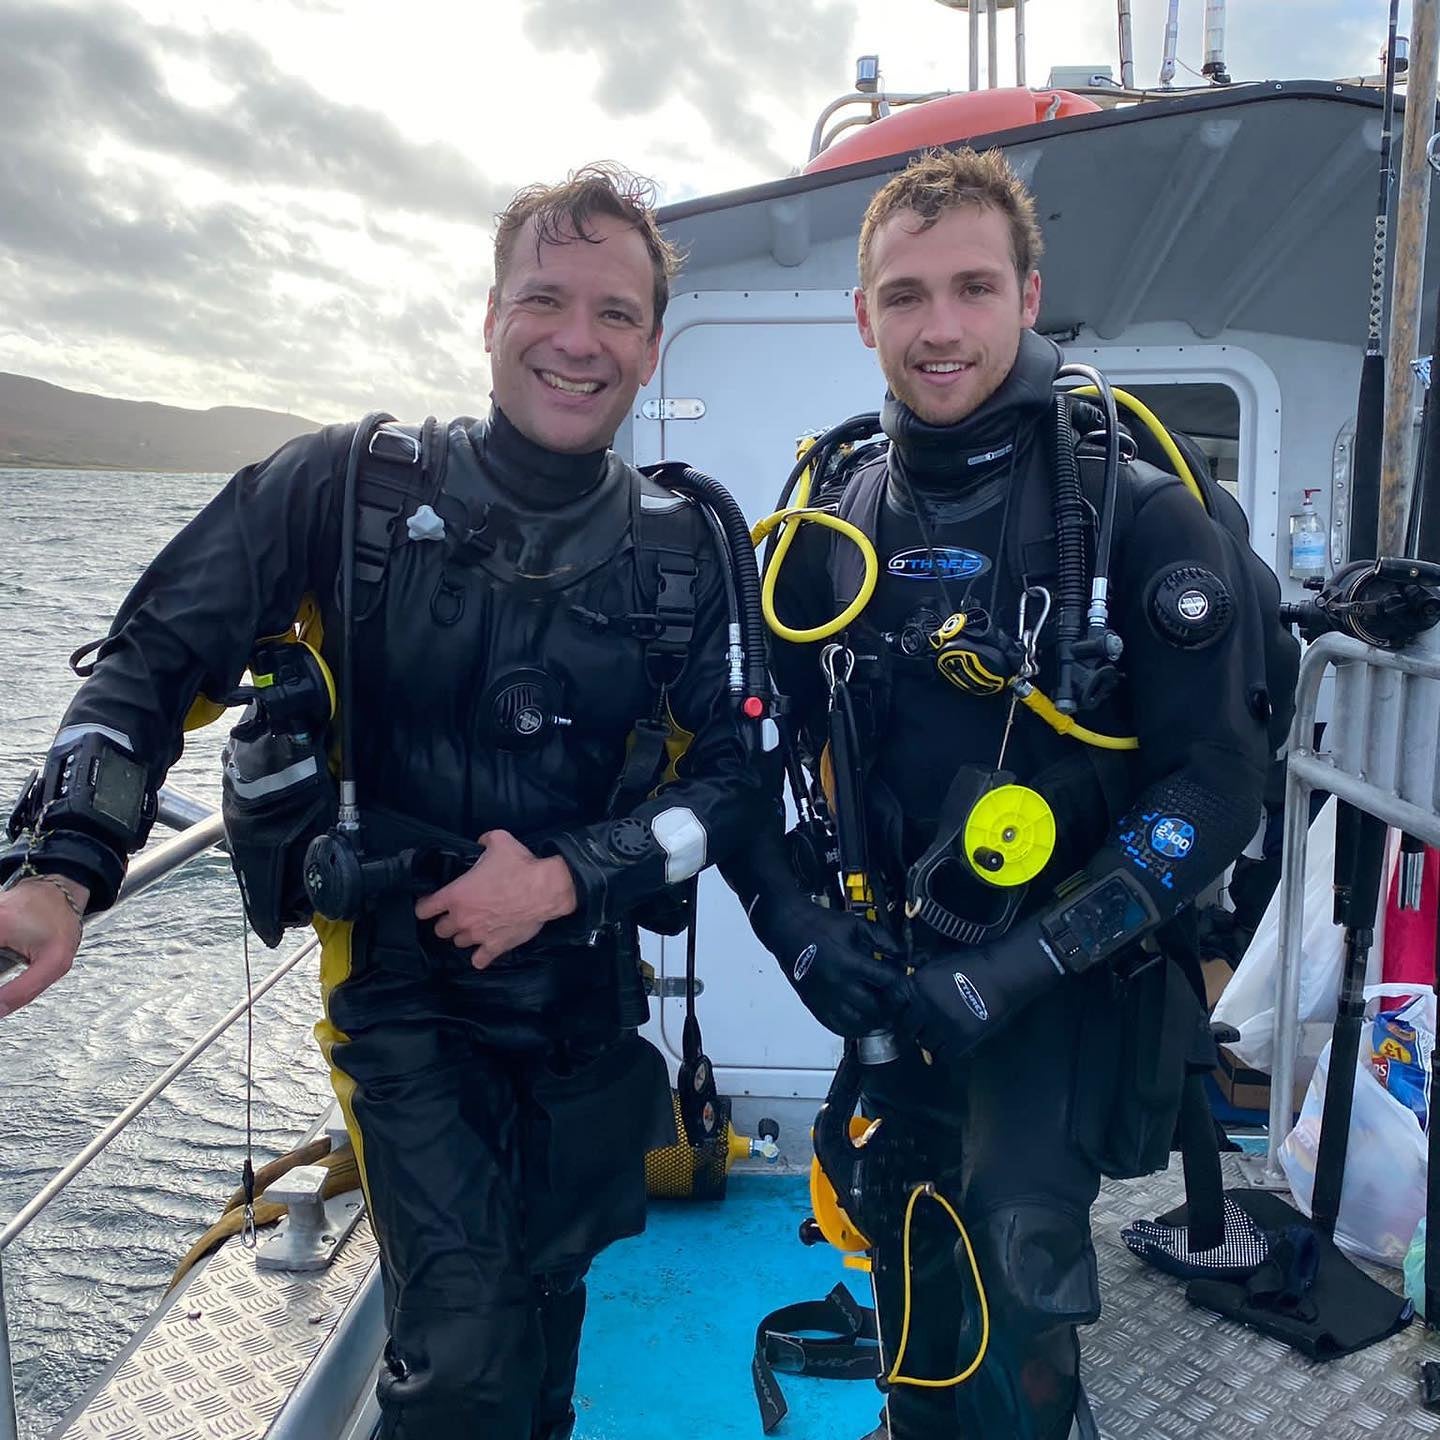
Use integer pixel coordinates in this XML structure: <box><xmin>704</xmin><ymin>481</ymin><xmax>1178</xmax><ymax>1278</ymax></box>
<box><xmin>880</xmin><ymin>329</ymin><xmax>1062</xmax><ymax>500</ymax></box>
<box><xmin>473</xmin><ymin>404</ymin><xmax>609</xmax><ymax>509</ymax></box>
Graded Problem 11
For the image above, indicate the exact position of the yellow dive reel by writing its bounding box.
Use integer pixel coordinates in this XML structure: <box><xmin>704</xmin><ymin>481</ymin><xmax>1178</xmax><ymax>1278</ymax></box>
<box><xmin>904</xmin><ymin>767</ymin><xmax>1057</xmax><ymax>946</ymax></box>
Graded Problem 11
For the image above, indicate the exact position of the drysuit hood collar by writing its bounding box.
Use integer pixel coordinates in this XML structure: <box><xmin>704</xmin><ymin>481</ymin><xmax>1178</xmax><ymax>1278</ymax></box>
<box><xmin>469</xmin><ymin>403</ymin><xmax>610</xmax><ymax>509</ymax></box>
<box><xmin>881</xmin><ymin>329</ymin><xmax>1063</xmax><ymax>495</ymax></box>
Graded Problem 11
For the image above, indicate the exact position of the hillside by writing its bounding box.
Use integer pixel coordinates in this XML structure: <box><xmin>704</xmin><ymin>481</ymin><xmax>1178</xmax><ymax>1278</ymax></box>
<box><xmin>0</xmin><ymin>372</ymin><xmax>323</xmax><ymax>473</ymax></box>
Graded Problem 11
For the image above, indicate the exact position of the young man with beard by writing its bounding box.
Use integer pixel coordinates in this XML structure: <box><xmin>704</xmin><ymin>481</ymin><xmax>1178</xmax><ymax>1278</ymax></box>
<box><xmin>729</xmin><ymin>148</ymin><xmax>1271</xmax><ymax>1439</ymax></box>
<box><xmin>0</xmin><ymin>165</ymin><xmax>767</xmax><ymax>1439</ymax></box>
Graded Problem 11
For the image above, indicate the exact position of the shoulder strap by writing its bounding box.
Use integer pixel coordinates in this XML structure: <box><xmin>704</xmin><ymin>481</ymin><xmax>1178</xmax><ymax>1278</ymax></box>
<box><xmin>606</xmin><ymin>470</ymin><xmax>701</xmax><ymax>817</ymax></box>
<box><xmin>350</xmin><ymin>416</ymin><xmax>444</xmax><ymax>618</ymax></box>
<box><xmin>830</xmin><ymin>454</ymin><xmax>888</xmax><ymax>620</ymax></box>
<box><xmin>633</xmin><ymin>473</ymin><xmax>700</xmax><ymax>693</ymax></box>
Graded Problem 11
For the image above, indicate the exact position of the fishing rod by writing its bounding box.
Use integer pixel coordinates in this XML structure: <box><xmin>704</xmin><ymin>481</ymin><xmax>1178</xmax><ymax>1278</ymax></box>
<box><xmin>1348</xmin><ymin>0</ymin><xmax>1403</xmax><ymax>565</ymax></box>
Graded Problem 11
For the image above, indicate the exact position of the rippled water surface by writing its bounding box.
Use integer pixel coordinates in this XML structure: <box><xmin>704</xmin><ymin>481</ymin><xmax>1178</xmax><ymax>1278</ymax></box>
<box><xmin>0</xmin><ymin>469</ymin><xmax>329</xmax><ymax>1438</ymax></box>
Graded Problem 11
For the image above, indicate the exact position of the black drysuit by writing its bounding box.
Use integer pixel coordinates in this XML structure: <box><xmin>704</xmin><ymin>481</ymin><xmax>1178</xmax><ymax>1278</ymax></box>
<box><xmin>31</xmin><ymin>406</ymin><xmax>767</xmax><ymax>1439</ymax></box>
<box><xmin>730</xmin><ymin>332</ymin><xmax>1270</xmax><ymax>1439</ymax></box>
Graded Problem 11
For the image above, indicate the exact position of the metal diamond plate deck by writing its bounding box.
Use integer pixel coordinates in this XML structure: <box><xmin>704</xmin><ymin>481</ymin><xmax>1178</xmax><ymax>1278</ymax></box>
<box><xmin>53</xmin><ymin>1216</ymin><xmax>378</xmax><ymax>1440</ymax></box>
<box><xmin>1086</xmin><ymin>1156</ymin><xmax>1440</xmax><ymax>1439</ymax></box>
<box><xmin>48</xmin><ymin>1156</ymin><xmax>1440</xmax><ymax>1439</ymax></box>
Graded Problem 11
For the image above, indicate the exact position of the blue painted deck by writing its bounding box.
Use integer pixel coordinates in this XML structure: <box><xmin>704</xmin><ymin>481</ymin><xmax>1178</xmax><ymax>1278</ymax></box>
<box><xmin>578</xmin><ymin>1172</ymin><xmax>876</xmax><ymax>1439</ymax></box>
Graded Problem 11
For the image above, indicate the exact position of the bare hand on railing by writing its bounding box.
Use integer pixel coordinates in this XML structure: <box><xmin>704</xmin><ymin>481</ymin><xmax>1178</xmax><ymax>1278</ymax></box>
<box><xmin>0</xmin><ymin>875</ymin><xmax>90</xmax><ymax>1018</ymax></box>
<box><xmin>414</xmin><ymin>830</ymin><xmax>578</xmax><ymax>970</ymax></box>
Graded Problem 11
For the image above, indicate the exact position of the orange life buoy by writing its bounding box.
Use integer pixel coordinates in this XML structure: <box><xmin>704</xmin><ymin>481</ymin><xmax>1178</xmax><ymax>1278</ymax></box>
<box><xmin>805</xmin><ymin>87</ymin><xmax>1102</xmax><ymax>175</ymax></box>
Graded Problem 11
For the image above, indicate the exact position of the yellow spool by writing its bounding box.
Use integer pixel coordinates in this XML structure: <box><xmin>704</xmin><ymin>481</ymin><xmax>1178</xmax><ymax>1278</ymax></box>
<box><xmin>963</xmin><ymin>784</ymin><xmax>1056</xmax><ymax>888</ymax></box>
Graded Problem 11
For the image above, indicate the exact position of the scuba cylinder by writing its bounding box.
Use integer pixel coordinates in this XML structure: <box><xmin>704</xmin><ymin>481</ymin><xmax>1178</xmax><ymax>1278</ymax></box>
<box><xmin>645</xmin><ymin>1095</ymin><xmax>779</xmax><ymax>1200</ymax></box>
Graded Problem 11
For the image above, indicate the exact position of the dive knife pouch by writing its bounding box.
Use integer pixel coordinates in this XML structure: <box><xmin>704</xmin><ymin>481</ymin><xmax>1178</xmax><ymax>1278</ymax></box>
<box><xmin>522</xmin><ymin>1031</ymin><xmax>674</xmax><ymax>1274</ymax></box>
<box><xmin>1069</xmin><ymin>950</ymin><xmax>1208</xmax><ymax>1180</ymax></box>
<box><xmin>222</xmin><ymin>723</ymin><xmax>337</xmax><ymax>947</ymax></box>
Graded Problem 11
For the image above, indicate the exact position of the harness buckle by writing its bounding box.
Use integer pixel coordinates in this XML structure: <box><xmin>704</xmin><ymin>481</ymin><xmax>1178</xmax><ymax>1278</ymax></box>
<box><xmin>368</xmin><ymin>424</ymin><xmax>422</xmax><ymax>464</ymax></box>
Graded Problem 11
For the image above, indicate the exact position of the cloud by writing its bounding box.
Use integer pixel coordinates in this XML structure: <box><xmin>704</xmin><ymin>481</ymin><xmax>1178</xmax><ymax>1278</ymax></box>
<box><xmin>0</xmin><ymin>0</ymin><xmax>503</xmax><ymax>420</ymax></box>
<box><xmin>520</xmin><ymin>0</ymin><xmax>860</xmax><ymax>174</ymax></box>
<box><xmin>0</xmin><ymin>2</ymin><xmax>514</xmax><ymax>223</ymax></box>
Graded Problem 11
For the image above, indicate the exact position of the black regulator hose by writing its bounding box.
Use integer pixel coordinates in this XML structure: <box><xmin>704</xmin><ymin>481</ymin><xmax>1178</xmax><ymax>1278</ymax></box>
<box><xmin>664</xmin><ymin>465</ymin><xmax>772</xmax><ymax>712</ymax></box>
<box><xmin>1049</xmin><ymin>394</ymin><xmax>1088</xmax><ymax>716</ymax></box>
<box><xmin>1058</xmin><ymin>364</ymin><xmax>1121</xmax><ymax>599</ymax></box>
<box><xmin>773</xmin><ymin>413</ymin><xmax>884</xmax><ymax>514</ymax></box>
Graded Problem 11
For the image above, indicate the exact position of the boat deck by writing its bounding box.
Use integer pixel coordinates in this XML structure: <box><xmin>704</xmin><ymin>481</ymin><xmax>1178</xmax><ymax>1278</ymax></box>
<box><xmin>48</xmin><ymin>1153</ymin><xmax>1440</xmax><ymax>1440</ymax></box>
<box><xmin>580</xmin><ymin>1155</ymin><xmax>1440</xmax><ymax>1440</ymax></box>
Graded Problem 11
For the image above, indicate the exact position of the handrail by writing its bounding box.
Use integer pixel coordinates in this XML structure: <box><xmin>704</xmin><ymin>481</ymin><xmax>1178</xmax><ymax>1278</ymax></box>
<box><xmin>1264</xmin><ymin>631</ymin><xmax>1440</xmax><ymax>1180</ymax></box>
<box><xmin>0</xmin><ymin>934</ymin><xmax>317</xmax><ymax>1253</ymax></box>
<box><xmin>0</xmin><ymin>788</ymin><xmax>312</xmax><ymax>1440</ymax></box>
<box><xmin>84</xmin><ymin>812</ymin><xmax>227</xmax><ymax>932</ymax></box>
<box><xmin>808</xmin><ymin>90</ymin><xmax>949</xmax><ymax>161</ymax></box>
<box><xmin>155</xmin><ymin>784</ymin><xmax>221</xmax><ymax>835</ymax></box>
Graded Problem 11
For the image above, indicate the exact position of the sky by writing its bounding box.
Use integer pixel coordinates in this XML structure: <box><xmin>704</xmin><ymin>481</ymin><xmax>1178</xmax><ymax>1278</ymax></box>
<box><xmin>0</xmin><ymin>0</ymin><xmax>1380</xmax><ymax>423</ymax></box>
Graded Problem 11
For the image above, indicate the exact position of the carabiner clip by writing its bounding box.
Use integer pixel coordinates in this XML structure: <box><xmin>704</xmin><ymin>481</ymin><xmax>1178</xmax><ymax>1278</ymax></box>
<box><xmin>820</xmin><ymin>642</ymin><xmax>856</xmax><ymax>692</ymax></box>
<box><xmin>1016</xmin><ymin>586</ymin><xmax>1052</xmax><ymax>681</ymax></box>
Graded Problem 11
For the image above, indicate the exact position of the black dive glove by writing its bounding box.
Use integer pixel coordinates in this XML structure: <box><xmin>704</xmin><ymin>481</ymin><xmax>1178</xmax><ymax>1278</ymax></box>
<box><xmin>894</xmin><ymin>919</ymin><xmax>1066</xmax><ymax>1059</ymax></box>
<box><xmin>749</xmin><ymin>891</ymin><xmax>905</xmax><ymax>1039</ymax></box>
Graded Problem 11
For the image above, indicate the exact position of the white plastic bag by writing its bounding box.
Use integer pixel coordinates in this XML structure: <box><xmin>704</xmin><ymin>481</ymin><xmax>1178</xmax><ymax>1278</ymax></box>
<box><xmin>1213</xmin><ymin>797</ymin><xmax>1346</xmax><ymax>1070</ymax></box>
<box><xmin>1278</xmin><ymin>983</ymin><xmax>1433</xmax><ymax>1266</ymax></box>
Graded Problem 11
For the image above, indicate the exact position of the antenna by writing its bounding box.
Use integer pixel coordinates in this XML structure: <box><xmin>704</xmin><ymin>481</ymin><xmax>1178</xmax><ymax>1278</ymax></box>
<box><xmin>1116</xmin><ymin>0</ymin><xmax>1135</xmax><ymax>89</ymax></box>
<box><xmin>933</xmin><ymin>0</ymin><xmax>1027</xmax><ymax>90</ymax></box>
<box><xmin>1159</xmin><ymin>0</ymin><xmax>1181</xmax><ymax>87</ymax></box>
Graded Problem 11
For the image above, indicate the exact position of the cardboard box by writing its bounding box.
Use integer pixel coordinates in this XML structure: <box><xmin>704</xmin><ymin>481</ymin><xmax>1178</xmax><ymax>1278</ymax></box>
<box><xmin>1213</xmin><ymin>1045</ymin><xmax>1271</xmax><ymax>1113</ymax></box>
<box><xmin>1200</xmin><ymin>956</ymin><xmax>1235</xmax><ymax>1012</ymax></box>
<box><xmin>1212</xmin><ymin>1044</ymin><xmax>1312</xmax><ymax>1117</ymax></box>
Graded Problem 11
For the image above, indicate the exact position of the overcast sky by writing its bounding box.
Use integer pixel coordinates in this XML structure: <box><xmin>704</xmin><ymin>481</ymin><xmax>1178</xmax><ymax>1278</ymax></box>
<box><xmin>0</xmin><ymin>0</ymin><xmax>1380</xmax><ymax>423</ymax></box>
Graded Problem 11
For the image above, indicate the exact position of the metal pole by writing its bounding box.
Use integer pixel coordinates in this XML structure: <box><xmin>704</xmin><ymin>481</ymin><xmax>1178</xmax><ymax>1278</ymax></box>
<box><xmin>0</xmin><ymin>1254</ymin><xmax>16</xmax><ymax>1440</ymax></box>
<box><xmin>1266</xmin><ymin>738</ymin><xmax>1315</xmax><ymax>1180</ymax></box>
<box><xmin>1310</xmin><ymin>804</ymin><xmax>1389</xmax><ymax>1237</ymax></box>
<box><xmin>155</xmin><ymin>783</ymin><xmax>218</xmax><ymax>833</ymax></box>
<box><xmin>1428</xmin><ymin>862</ymin><xmax>1440</xmax><ymax>1321</ymax></box>
<box><xmin>1349</xmin><ymin>0</ymin><xmax>1404</xmax><ymax>565</ymax></box>
<box><xmin>1117</xmin><ymin>0</ymin><xmax>1137</xmax><ymax>90</ymax></box>
<box><xmin>987</xmin><ymin>0</ymin><xmax>999</xmax><ymax>87</ymax></box>
<box><xmin>1381</xmin><ymin>0</ymin><xmax>1440</xmax><ymax>557</ymax></box>
<box><xmin>969</xmin><ymin>0</ymin><xmax>980</xmax><ymax>91</ymax></box>
<box><xmin>1015</xmin><ymin>0</ymin><xmax>1026</xmax><ymax>86</ymax></box>
<box><xmin>1160</xmin><ymin>0</ymin><xmax>1181</xmax><ymax>87</ymax></box>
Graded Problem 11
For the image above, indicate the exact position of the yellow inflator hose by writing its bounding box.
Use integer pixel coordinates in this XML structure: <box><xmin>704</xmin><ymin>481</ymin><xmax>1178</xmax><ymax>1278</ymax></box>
<box><xmin>754</xmin><ymin>392</ymin><xmax>1210</xmax><ymax>751</ymax></box>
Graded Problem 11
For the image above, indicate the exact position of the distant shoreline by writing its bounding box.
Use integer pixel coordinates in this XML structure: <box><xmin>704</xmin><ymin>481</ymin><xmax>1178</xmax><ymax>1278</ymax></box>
<box><xmin>0</xmin><ymin>371</ymin><xmax>318</xmax><ymax>475</ymax></box>
<box><xmin>0</xmin><ymin>459</ymin><xmax>230</xmax><ymax>475</ymax></box>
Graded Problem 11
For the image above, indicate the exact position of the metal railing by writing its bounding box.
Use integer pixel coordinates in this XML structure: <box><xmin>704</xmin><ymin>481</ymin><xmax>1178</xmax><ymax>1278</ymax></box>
<box><xmin>1262</xmin><ymin>630</ymin><xmax>1440</xmax><ymax>1181</ymax></box>
<box><xmin>0</xmin><ymin>792</ymin><xmax>315</xmax><ymax>1440</ymax></box>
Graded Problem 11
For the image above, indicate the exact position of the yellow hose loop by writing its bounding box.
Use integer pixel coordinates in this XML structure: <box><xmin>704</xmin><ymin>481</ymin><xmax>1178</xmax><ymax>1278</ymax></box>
<box><xmin>1068</xmin><ymin>385</ymin><xmax>1206</xmax><ymax>509</ymax></box>
<box><xmin>752</xmin><ymin>505</ymin><xmax>881</xmax><ymax>643</ymax></box>
<box><xmin>887</xmin><ymin>1184</ymin><xmax>991</xmax><ymax>1388</ymax></box>
<box><xmin>1019</xmin><ymin>687</ymin><xmax>1139</xmax><ymax>751</ymax></box>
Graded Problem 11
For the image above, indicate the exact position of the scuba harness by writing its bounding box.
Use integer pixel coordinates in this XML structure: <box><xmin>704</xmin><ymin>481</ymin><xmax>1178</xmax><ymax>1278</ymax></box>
<box><xmin>751</xmin><ymin>369</ymin><xmax>1299</xmax><ymax>1426</ymax></box>
<box><xmin>218</xmin><ymin>415</ymin><xmax>770</xmax><ymax>1147</ymax></box>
